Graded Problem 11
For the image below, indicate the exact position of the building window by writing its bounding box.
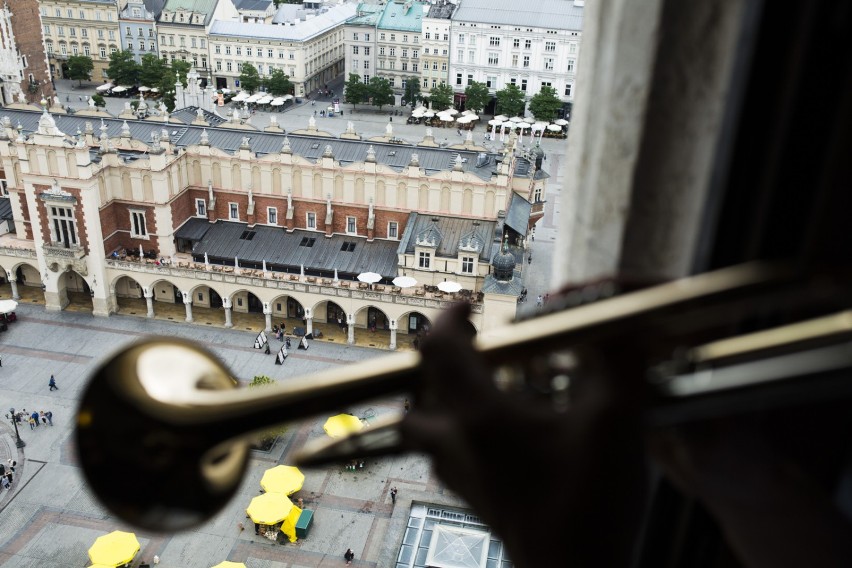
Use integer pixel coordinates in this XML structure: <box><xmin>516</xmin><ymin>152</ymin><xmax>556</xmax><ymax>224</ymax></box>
<box><xmin>236</xmin><ymin>46</ymin><xmax>242</xmax><ymax>56</ymax></box>
<box><xmin>346</xmin><ymin>216</ymin><xmax>356</xmax><ymax>234</ymax></box>
<box><xmin>487</xmin><ymin>53</ymin><xmax>499</xmax><ymax>65</ymax></box>
<box><xmin>521</xmin><ymin>78</ymin><xmax>527</xmax><ymax>92</ymax></box>
<box><xmin>523</xmin><ymin>55</ymin><xmax>530</xmax><ymax>68</ymax></box>
<box><xmin>569</xmin><ymin>42</ymin><xmax>577</xmax><ymax>54</ymax></box>
<box><xmin>489</xmin><ymin>36</ymin><xmax>500</xmax><ymax>46</ymax></box>
<box><xmin>458</xmin><ymin>33</ymin><xmax>465</xmax><ymax>44</ymax></box>
<box><xmin>100</xmin><ymin>47</ymin><xmax>106</xmax><ymax>58</ymax></box>
<box><xmin>365</xmin><ymin>33</ymin><xmax>370</xmax><ymax>41</ymax></box>
<box><xmin>196</xmin><ymin>198</ymin><xmax>206</xmax><ymax>217</ymax></box>
<box><xmin>246</xmin><ymin>46</ymin><xmax>252</xmax><ymax>57</ymax></box>
<box><xmin>544</xmin><ymin>57</ymin><xmax>554</xmax><ymax>70</ymax></box>
<box><xmin>363</xmin><ymin>73</ymin><xmax>370</xmax><ymax>83</ymax></box>
<box><xmin>267</xmin><ymin>48</ymin><xmax>273</xmax><ymax>58</ymax></box>
<box><xmin>486</xmin><ymin>76</ymin><xmax>497</xmax><ymax>89</ymax></box>
<box><xmin>513</xmin><ymin>38</ymin><xmax>520</xmax><ymax>48</ymax></box>
<box><xmin>306</xmin><ymin>212</ymin><xmax>316</xmax><ymax>229</ymax></box>
<box><xmin>225</xmin><ymin>45</ymin><xmax>231</xmax><ymax>55</ymax></box>
<box><xmin>390</xmin><ymin>34</ymin><xmax>395</xmax><ymax>41</ymax></box>
<box><xmin>216</xmin><ymin>60</ymin><xmax>222</xmax><ymax>71</ymax></box>
<box><xmin>461</xmin><ymin>256</ymin><xmax>474</xmax><ymax>274</ymax></box>
<box><xmin>467</xmin><ymin>73</ymin><xmax>473</xmax><ymax>86</ymax></box>
<box><xmin>388</xmin><ymin>221</ymin><xmax>398</xmax><ymax>239</ymax></box>
<box><xmin>545</xmin><ymin>41</ymin><xmax>556</xmax><ymax>52</ymax></box>
<box><xmin>418</xmin><ymin>251</ymin><xmax>431</xmax><ymax>269</ymax></box>
<box><xmin>130</xmin><ymin>210</ymin><xmax>148</xmax><ymax>238</ymax></box>
<box><xmin>229</xmin><ymin>203</ymin><xmax>239</xmax><ymax>220</ymax></box>
<box><xmin>352</xmin><ymin>46</ymin><xmax>359</xmax><ymax>55</ymax></box>
<box><xmin>364</xmin><ymin>61</ymin><xmax>370</xmax><ymax>69</ymax></box>
<box><xmin>564</xmin><ymin>83</ymin><xmax>573</xmax><ymax>97</ymax></box>
<box><xmin>379</xmin><ymin>46</ymin><xmax>385</xmax><ymax>56</ymax></box>
<box><xmin>364</xmin><ymin>46</ymin><xmax>370</xmax><ymax>56</ymax></box>
<box><xmin>49</xmin><ymin>206</ymin><xmax>78</xmax><ymax>248</ymax></box>
<box><xmin>389</xmin><ymin>47</ymin><xmax>395</xmax><ymax>57</ymax></box>
<box><xmin>456</xmin><ymin>73</ymin><xmax>462</xmax><ymax>86</ymax></box>
<box><xmin>215</xmin><ymin>44</ymin><xmax>221</xmax><ymax>54</ymax></box>
<box><xmin>353</xmin><ymin>32</ymin><xmax>359</xmax><ymax>41</ymax></box>
<box><xmin>267</xmin><ymin>207</ymin><xmax>277</xmax><ymax>225</ymax></box>
<box><xmin>379</xmin><ymin>33</ymin><xmax>385</xmax><ymax>40</ymax></box>
<box><xmin>226</xmin><ymin>61</ymin><xmax>232</xmax><ymax>71</ymax></box>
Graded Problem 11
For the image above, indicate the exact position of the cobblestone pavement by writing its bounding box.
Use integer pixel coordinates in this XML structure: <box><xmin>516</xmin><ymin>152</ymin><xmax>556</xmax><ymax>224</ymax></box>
<box><xmin>0</xmin><ymin>304</ymin><xmax>466</xmax><ymax>567</ymax></box>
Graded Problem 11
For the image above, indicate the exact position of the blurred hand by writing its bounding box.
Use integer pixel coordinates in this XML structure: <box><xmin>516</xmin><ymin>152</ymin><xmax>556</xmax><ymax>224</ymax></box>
<box><xmin>402</xmin><ymin>304</ymin><xmax>648</xmax><ymax>567</ymax></box>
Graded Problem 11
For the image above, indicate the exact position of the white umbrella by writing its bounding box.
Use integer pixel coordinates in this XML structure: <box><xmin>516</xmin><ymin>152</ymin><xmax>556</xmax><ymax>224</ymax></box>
<box><xmin>111</xmin><ymin>86</ymin><xmax>127</xmax><ymax>93</ymax></box>
<box><xmin>0</xmin><ymin>299</ymin><xmax>18</xmax><ymax>314</ymax></box>
<box><xmin>232</xmin><ymin>92</ymin><xmax>248</xmax><ymax>102</ymax></box>
<box><xmin>392</xmin><ymin>276</ymin><xmax>417</xmax><ymax>288</ymax></box>
<box><xmin>509</xmin><ymin>116</ymin><xmax>524</xmax><ymax>123</ymax></box>
<box><xmin>270</xmin><ymin>98</ymin><xmax>284</xmax><ymax>106</ymax></box>
<box><xmin>456</xmin><ymin>116</ymin><xmax>472</xmax><ymax>124</ymax></box>
<box><xmin>411</xmin><ymin>109</ymin><xmax>425</xmax><ymax>117</ymax></box>
<box><xmin>517</xmin><ymin>121</ymin><xmax>532</xmax><ymax>129</ymax></box>
<box><xmin>282</xmin><ymin>94</ymin><xmax>294</xmax><ymax>100</ymax></box>
<box><xmin>445</xmin><ymin>108</ymin><xmax>458</xmax><ymax>115</ymax></box>
<box><xmin>246</xmin><ymin>94</ymin><xmax>262</xmax><ymax>103</ymax></box>
<box><xmin>96</xmin><ymin>83</ymin><xmax>113</xmax><ymax>92</ymax></box>
<box><xmin>494</xmin><ymin>114</ymin><xmax>508</xmax><ymax>122</ymax></box>
<box><xmin>257</xmin><ymin>96</ymin><xmax>273</xmax><ymax>105</ymax></box>
<box><xmin>138</xmin><ymin>86</ymin><xmax>150</xmax><ymax>92</ymax></box>
<box><xmin>468</xmin><ymin>114</ymin><xmax>480</xmax><ymax>120</ymax></box>
<box><xmin>488</xmin><ymin>119</ymin><xmax>504</xmax><ymax>126</ymax></box>
<box><xmin>221</xmin><ymin>88</ymin><xmax>232</xmax><ymax>94</ymax></box>
<box><xmin>423</xmin><ymin>110</ymin><xmax>435</xmax><ymax>117</ymax></box>
<box><xmin>554</xmin><ymin>118</ymin><xmax>569</xmax><ymax>126</ymax></box>
<box><xmin>150</xmin><ymin>87</ymin><xmax>159</xmax><ymax>93</ymax></box>
<box><xmin>437</xmin><ymin>281</ymin><xmax>462</xmax><ymax>293</ymax></box>
<box><xmin>439</xmin><ymin>115</ymin><xmax>455</xmax><ymax>122</ymax></box>
<box><xmin>547</xmin><ymin>124</ymin><xmax>563</xmax><ymax>132</ymax></box>
<box><xmin>357</xmin><ymin>272</ymin><xmax>382</xmax><ymax>284</ymax></box>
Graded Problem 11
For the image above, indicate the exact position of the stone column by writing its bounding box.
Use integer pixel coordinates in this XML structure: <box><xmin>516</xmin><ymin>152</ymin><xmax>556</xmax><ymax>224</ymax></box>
<box><xmin>8</xmin><ymin>277</ymin><xmax>19</xmax><ymax>300</ymax></box>
<box><xmin>389</xmin><ymin>319</ymin><xmax>397</xmax><ymax>351</ymax></box>
<box><xmin>263</xmin><ymin>303</ymin><xmax>272</xmax><ymax>332</ymax></box>
<box><xmin>223</xmin><ymin>297</ymin><xmax>233</xmax><ymax>328</ymax></box>
<box><xmin>144</xmin><ymin>287</ymin><xmax>154</xmax><ymax>318</ymax></box>
<box><xmin>182</xmin><ymin>291</ymin><xmax>193</xmax><ymax>323</ymax></box>
<box><xmin>347</xmin><ymin>313</ymin><xmax>355</xmax><ymax>345</ymax></box>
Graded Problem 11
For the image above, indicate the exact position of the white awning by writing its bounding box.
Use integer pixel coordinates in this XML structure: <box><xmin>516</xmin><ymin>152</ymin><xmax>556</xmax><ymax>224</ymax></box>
<box><xmin>95</xmin><ymin>83</ymin><xmax>113</xmax><ymax>92</ymax></box>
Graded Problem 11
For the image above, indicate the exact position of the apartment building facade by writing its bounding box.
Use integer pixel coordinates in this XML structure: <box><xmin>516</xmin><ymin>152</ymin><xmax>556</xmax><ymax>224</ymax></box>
<box><xmin>118</xmin><ymin>0</ymin><xmax>164</xmax><ymax>63</ymax></box>
<box><xmin>375</xmin><ymin>0</ymin><xmax>427</xmax><ymax>96</ymax></box>
<box><xmin>342</xmin><ymin>3</ymin><xmax>381</xmax><ymax>86</ymax></box>
<box><xmin>40</xmin><ymin>0</ymin><xmax>120</xmax><ymax>83</ymax></box>
<box><xmin>157</xmin><ymin>0</ymin><xmax>238</xmax><ymax>82</ymax></box>
<box><xmin>420</xmin><ymin>0</ymin><xmax>453</xmax><ymax>94</ymax></box>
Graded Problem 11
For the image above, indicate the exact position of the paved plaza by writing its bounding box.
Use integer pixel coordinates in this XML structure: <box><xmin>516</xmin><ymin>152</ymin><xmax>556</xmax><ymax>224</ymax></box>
<box><xmin>0</xmin><ymin>304</ymin><xmax>467</xmax><ymax>567</ymax></box>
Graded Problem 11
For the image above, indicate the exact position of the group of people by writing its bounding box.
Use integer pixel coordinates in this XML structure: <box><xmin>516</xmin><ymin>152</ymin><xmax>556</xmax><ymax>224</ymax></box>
<box><xmin>0</xmin><ymin>460</ymin><xmax>15</xmax><ymax>490</ymax></box>
<box><xmin>8</xmin><ymin>407</ymin><xmax>53</xmax><ymax>429</ymax></box>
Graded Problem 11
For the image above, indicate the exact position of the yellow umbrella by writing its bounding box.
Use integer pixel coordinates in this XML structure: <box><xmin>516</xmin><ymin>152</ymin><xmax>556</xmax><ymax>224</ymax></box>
<box><xmin>323</xmin><ymin>414</ymin><xmax>364</xmax><ymax>438</ymax></box>
<box><xmin>246</xmin><ymin>493</ymin><xmax>294</xmax><ymax>525</ymax></box>
<box><xmin>260</xmin><ymin>465</ymin><xmax>305</xmax><ymax>495</ymax></box>
<box><xmin>211</xmin><ymin>562</ymin><xmax>247</xmax><ymax>568</ymax></box>
<box><xmin>88</xmin><ymin>530</ymin><xmax>140</xmax><ymax>567</ymax></box>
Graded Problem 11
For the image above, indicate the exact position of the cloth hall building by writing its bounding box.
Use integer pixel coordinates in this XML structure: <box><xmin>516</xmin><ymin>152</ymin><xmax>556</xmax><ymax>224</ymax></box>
<box><xmin>0</xmin><ymin>104</ymin><xmax>545</xmax><ymax>348</ymax></box>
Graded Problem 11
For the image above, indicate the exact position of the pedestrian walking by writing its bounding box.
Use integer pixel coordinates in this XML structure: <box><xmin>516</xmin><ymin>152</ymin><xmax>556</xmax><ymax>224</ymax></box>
<box><xmin>1</xmin><ymin>475</ymin><xmax>9</xmax><ymax>489</ymax></box>
<box><xmin>40</xmin><ymin>411</ymin><xmax>47</xmax><ymax>425</ymax></box>
<box><xmin>344</xmin><ymin>548</ymin><xmax>355</xmax><ymax>565</ymax></box>
<box><xmin>0</xmin><ymin>354</ymin><xmax>3</xmax><ymax>366</ymax></box>
<box><xmin>390</xmin><ymin>487</ymin><xmax>398</xmax><ymax>505</ymax></box>
<box><xmin>28</xmin><ymin>416</ymin><xmax>35</xmax><ymax>430</ymax></box>
<box><xmin>46</xmin><ymin>410</ymin><xmax>53</xmax><ymax>426</ymax></box>
<box><xmin>297</xmin><ymin>497</ymin><xmax>304</xmax><ymax>509</ymax></box>
<box><xmin>49</xmin><ymin>375</ymin><xmax>58</xmax><ymax>391</ymax></box>
<box><xmin>31</xmin><ymin>411</ymin><xmax>40</xmax><ymax>426</ymax></box>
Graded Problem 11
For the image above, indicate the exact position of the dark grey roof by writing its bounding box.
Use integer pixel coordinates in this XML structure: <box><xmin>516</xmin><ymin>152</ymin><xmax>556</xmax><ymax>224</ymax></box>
<box><xmin>175</xmin><ymin>216</ymin><xmax>211</xmax><ymax>240</ymax></box>
<box><xmin>234</xmin><ymin>0</ymin><xmax>271</xmax><ymax>11</ymax></box>
<box><xmin>426</xmin><ymin>1</ymin><xmax>455</xmax><ymax>19</ymax></box>
<box><xmin>481</xmin><ymin>270</ymin><xmax>525</xmax><ymax>296</ymax></box>
<box><xmin>504</xmin><ymin>192</ymin><xmax>531</xmax><ymax>235</ymax></box>
<box><xmin>169</xmin><ymin>106</ymin><xmax>227</xmax><ymax>126</ymax></box>
<box><xmin>143</xmin><ymin>0</ymin><xmax>167</xmax><ymax>17</ymax></box>
<box><xmin>190</xmin><ymin>221</ymin><xmax>400</xmax><ymax>278</ymax></box>
<box><xmin>400</xmin><ymin>212</ymin><xmax>496</xmax><ymax>262</ymax></box>
<box><xmin>0</xmin><ymin>197</ymin><xmax>12</xmax><ymax>220</ymax></box>
<box><xmin>0</xmin><ymin>109</ymin><xmax>511</xmax><ymax>182</ymax></box>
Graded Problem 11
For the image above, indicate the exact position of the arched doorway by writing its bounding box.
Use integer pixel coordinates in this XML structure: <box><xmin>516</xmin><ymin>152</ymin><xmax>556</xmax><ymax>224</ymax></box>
<box><xmin>230</xmin><ymin>290</ymin><xmax>265</xmax><ymax>331</ymax></box>
<box><xmin>112</xmin><ymin>275</ymin><xmax>146</xmax><ymax>314</ymax></box>
<box><xmin>60</xmin><ymin>270</ymin><xmax>93</xmax><ymax>312</ymax></box>
<box><xmin>271</xmin><ymin>294</ymin><xmax>305</xmax><ymax>327</ymax></box>
<box><xmin>0</xmin><ymin>263</ymin><xmax>44</xmax><ymax>305</ymax></box>
<box><xmin>354</xmin><ymin>305</ymin><xmax>391</xmax><ymax>348</ymax></box>
<box><xmin>400</xmin><ymin>311</ymin><xmax>432</xmax><ymax>350</ymax></box>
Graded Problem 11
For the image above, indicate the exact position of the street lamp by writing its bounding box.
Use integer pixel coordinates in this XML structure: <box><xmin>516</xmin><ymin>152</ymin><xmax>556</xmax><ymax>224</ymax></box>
<box><xmin>6</xmin><ymin>408</ymin><xmax>26</xmax><ymax>448</ymax></box>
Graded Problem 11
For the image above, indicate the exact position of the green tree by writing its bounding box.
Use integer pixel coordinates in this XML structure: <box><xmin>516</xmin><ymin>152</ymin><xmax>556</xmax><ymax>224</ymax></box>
<box><xmin>239</xmin><ymin>63</ymin><xmax>261</xmax><ymax>94</ymax></box>
<box><xmin>171</xmin><ymin>59</ymin><xmax>191</xmax><ymax>87</ymax></box>
<box><xmin>263</xmin><ymin>68</ymin><xmax>292</xmax><ymax>96</ymax></box>
<box><xmin>429</xmin><ymin>83</ymin><xmax>454</xmax><ymax>111</ymax></box>
<box><xmin>528</xmin><ymin>85</ymin><xmax>562</xmax><ymax>122</ymax></box>
<box><xmin>403</xmin><ymin>76</ymin><xmax>421</xmax><ymax>108</ymax></box>
<box><xmin>139</xmin><ymin>53</ymin><xmax>168</xmax><ymax>88</ymax></box>
<box><xmin>463</xmin><ymin>80</ymin><xmax>490</xmax><ymax>113</ymax></box>
<box><xmin>66</xmin><ymin>55</ymin><xmax>94</xmax><ymax>87</ymax></box>
<box><xmin>249</xmin><ymin>375</ymin><xmax>288</xmax><ymax>447</ymax></box>
<box><xmin>106</xmin><ymin>49</ymin><xmax>139</xmax><ymax>86</ymax></box>
<box><xmin>157</xmin><ymin>67</ymin><xmax>178</xmax><ymax>111</ymax></box>
<box><xmin>367</xmin><ymin>76</ymin><xmax>393</xmax><ymax>110</ymax></box>
<box><xmin>495</xmin><ymin>83</ymin><xmax>526</xmax><ymax>118</ymax></box>
<box><xmin>90</xmin><ymin>94</ymin><xmax>106</xmax><ymax>107</ymax></box>
<box><xmin>343</xmin><ymin>73</ymin><xmax>367</xmax><ymax>110</ymax></box>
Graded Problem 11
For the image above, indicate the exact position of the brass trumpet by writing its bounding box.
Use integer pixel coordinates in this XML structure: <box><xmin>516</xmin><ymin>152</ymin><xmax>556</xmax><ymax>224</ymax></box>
<box><xmin>75</xmin><ymin>262</ymin><xmax>852</xmax><ymax>532</ymax></box>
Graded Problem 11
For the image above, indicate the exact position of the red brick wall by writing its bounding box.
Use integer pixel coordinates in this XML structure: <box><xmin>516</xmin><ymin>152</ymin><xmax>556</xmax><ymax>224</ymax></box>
<box><xmin>9</xmin><ymin>0</ymin><xmax>54</xmax><ymax>102</ymax></box>
<box><xmin>12</xmin><ymin>189</ymin><xmax>34</xmax><ymax>240</ymax></box>
<box><xmin>171</xmin><ymin>188</ymin><xmax>207</xmax><ymax>229</ymax></box>
<box><xmin>99</xmin><ymin>201</ymin><xmax>160</xmax><ymax>256</ymax></box>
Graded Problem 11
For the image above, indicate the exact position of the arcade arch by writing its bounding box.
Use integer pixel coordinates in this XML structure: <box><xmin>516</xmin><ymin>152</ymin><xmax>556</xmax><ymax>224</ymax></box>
<box><xmin>0</xmin><ymin>261</ymin><xmax>44</xmax><ymax>304</ymax></box>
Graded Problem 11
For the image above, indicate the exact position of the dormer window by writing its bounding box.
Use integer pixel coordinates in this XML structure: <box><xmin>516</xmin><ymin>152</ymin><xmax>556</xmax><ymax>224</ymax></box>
<box><xmin>418</xmin><ymin>251</ymin><xmax>431</xmax><ymax>269</ymax></box>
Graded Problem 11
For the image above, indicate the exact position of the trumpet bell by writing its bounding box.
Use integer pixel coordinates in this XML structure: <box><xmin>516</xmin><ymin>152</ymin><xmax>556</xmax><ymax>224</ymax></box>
<box><xmin>76</xmin><ymin>338</ymin><xmax>249</xmax><ymax>532</ymax></box>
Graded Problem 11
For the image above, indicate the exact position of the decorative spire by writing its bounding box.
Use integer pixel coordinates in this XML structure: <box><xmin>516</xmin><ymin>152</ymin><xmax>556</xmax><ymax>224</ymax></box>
<box><xmin>409</xmin><ymin>153</ymin><xmax>420</xmax><ymax>167</ymax></box>
<box><xmin>281</xmin><ymin>136</ymin><xmax>292</xmax><ymax>154</ymax></box>
<box><xmin>160</xmin><ymin>128</ymin><xmax>170</xmax><ymax>142</ymax></box>
<box><xmin>453</xmin><ymin>154</ymin><xmax>464</xmax><ymax>171</ymax></box>
<box><xmin>120</xmin><ymin>120</ymin><xmax>131</xmax><ymax>138</ymax></box>
<box><xmin>240</xmin><ymin>136</ymin><xmax>251</xmax><ymax>150</ymax></box>
<box><xmin>366</xmin><ymin>145</ymin><xmax>376</xmax><ymax>163</ymax></box>
<box><xmin>208</xmin><ymin>179</ymin><xmax>214</xmax><ymax>201</ymax></box>
<box><xmin>322</xmin><ymin>144</ymin><xmax>334</xmax><ymax>158</ymax></box>
<box><xmin>200</xmin><ymin>128</ymin><xmax>209</xmax><ymax>145</ymax></box>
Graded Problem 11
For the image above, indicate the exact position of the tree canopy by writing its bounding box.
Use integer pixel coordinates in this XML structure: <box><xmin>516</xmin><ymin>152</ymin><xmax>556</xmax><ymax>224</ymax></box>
<box><xmin>239</xmin><ymin>63</ymin><xmax>261</xmax><ymax>94</ymax></box>
<box><xmin>343</xmin><ymin>73</ymin><xmax>367</xmax><ymax>109</ymax></box>
<box><xmin>138</xmin><ymin>53</ymin><xmax>168</xmax><ymax>88</ymax></box>
<box><xmin>171</xmin><ymin>60</ymin><xmax>191</xmax><ymax>87</ymax></box>
<box><xmin>429</xmin><ymin>83</ymin><xmax>454</xmax><ymax>111</ymax></box>
<box><xmin>264</xmin><ymin>68</ymin><xmax>292</xmax><ymax>96</ymax></box>
<box><xmin>495</xmin><ymin>84</ymin><xmax>526</xmax><ymax>118</ymax></box>
<box><xmin>403</xmin><ymin>77</ymin><xmax>421</xmax><ymax>108</ymax></box>
<box><xmin>106</xmin><ymin>49</ymin><xmax>139</xmax><ymax>86</ymax></box>
<box><xmin>528</xmin><ymin>85</ymin><xmax>562</xmax><ymax>122</ymax></box>
<box><xmin>66</xmin><ymin>55</ymin><xmax>93</xmax><ymax>86</ymax></box>
<box><xmin>463</xmin><ymin>81</ymin><xmax>490</xmax><ymax>113</ymax></box>
<box><xmin>368</xmin><ymin>76</ymin><xmax>394</xmax><ymax>110</ymax></box>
